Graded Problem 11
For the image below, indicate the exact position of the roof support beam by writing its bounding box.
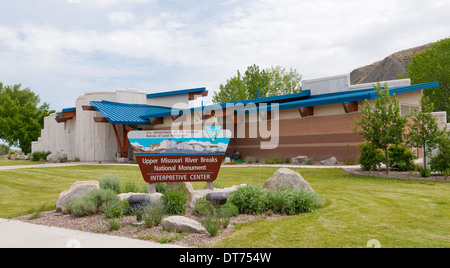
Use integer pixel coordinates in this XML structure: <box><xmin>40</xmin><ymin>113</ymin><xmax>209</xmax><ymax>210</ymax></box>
<box><xmin>342</xmin><ymin>101</ymin><xmax>359</xmax><ymax>113</ymax></box>
<box><xmin>112</xmin><ymin>124</ymin><xmax>130</xmax><ymax>158</ymax></box>
<box><xmin>94</xmin><ymin>117</ymin><xmax>109</xmax><ymax>123</ymax></box>
<box><xmin>149</xmin><ymin>117</ymin><xmax>164</xmax><ymax>126</ymax></box>
<box><xmin>299</xmin><ymin>107</ymin><xmax>314</xmax><ymax>118</ymax></box>
<box><xmin>82</xmin><ymin>105</ymin><xmax>96</xmax><ymax>111</ymax></box>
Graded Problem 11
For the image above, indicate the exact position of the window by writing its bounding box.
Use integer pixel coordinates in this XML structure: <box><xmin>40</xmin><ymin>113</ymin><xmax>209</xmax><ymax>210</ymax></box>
<box><xmin>401</xmin><ymin>104</ymin><xmax>417</xmax><ymax>116</ymax></box>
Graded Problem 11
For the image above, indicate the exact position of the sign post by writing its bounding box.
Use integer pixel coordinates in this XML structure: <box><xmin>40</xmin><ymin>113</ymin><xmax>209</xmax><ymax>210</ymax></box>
<box><xmin>128</xmin><ymin>127</ymin><xmax>231</xmax><ymax>192</ymax></box>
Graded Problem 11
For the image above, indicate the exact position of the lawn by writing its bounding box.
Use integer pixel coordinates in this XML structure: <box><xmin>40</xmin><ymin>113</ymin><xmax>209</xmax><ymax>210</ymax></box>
<box><xmin>0</xmin><ymin>165</ymin><xmax>449</xmax><ymax>247</ymax></box>
<box><xmin>0</xmin><ymin>159</ymin><xmax>41</xmax><ymax>166</ymax></box>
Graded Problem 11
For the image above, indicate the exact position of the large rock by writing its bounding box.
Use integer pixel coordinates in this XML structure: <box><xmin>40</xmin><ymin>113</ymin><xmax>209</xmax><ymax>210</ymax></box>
<box><xmin>117</xmin><ymin>192</ymin><xmax>163</xmax><ymax>203</ymax></box>
<box><xmin>47</xmin><ymin>149</ymin><xmax>68</xmax><ymax>163</ymax></box>
<box><xmin>263</xmin><ymin>168</ymin><xmax>314</xmax><ymax>192</ymax></box>
<box><xmin>291</xmin><ymin>156</ymin><xmax>308</xmax><ymax>164</ymax></box>
<box><xmin>56</xmin><ymin>181</ymin><xmax>99</xmax><ymax>212</ymax></box>
<box><xmin>320</xmin><ymin>157</ymin><xmax>337</xmax><ymax>165</ymax></box>
<box><xmin>161</xmin><ymin>216</ymin><xmax>206</xmax><ymax>234</ymax></box>
<box><xmin>188</xmin><ymin>184</ymin><xmax>246</xmax><ymax>209</ymax></box>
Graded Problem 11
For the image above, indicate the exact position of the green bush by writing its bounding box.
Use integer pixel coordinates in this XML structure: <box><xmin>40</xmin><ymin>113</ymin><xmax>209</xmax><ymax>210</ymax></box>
<box><xmin>66</xmin><ymin>189</ymin><xmax>120</xmax><ymax>217</ymax></box>
<box><xmin>358</xmin><ymin>142</ymin><xmax>385</xmax><ymax>171</ymax></box>
<box><xmin>31</xmin><ymin>151</ymin><xmax>51</xmax><ymax>162</ymax></box>
<box><xmin>229</xmin><ymin>184</ymin><xmax>267</xmax><ymax>214</ymax></box>
<box><xmin>162</xmin><ymin>189</ymin><xmax>187</xmax><ymax>215</ymax></box>
<box><xmin>388</xmin><ymin>144</ymin><xmax>417</xmax><ymax>171</ymax></box>
<box><xmin>122</xmin><ymin>181</ymin><xmax>138</xmax><ymax>193</ymax></box>
<box><xmin>195</xmin><ymin>198</ymin><xmax>238</xmax><ymax>236</ymax></box>
<box><xmin>66</xmin><ymin>198</ymin><xmax>98</xmax><ymax>217</ymax></box>
<box><xmin>104</xmin><ymin>203</ymin><xmax>123</xmax><ymax>219</ymax></box>
<box><xmin>266</xmin><ymin>188</ymin><xmax>323</xmax><ymax>214</ymax></box>
<box><xmin>230</xmin><ymin>184</ymin><xmax>324</xmax><ymax>216</ymax></box>
<box><xmin>85</xmin><ymin>189</ymin><xmax>119</xmax><ymax>208</ymax></box>
<box><xmin>99</xmin><ymin>174</ymin><xmax>122</xmax><ymax>194</ymax></box>
<box><xmin>430</xmin><ymin>132</ymin><xmax>450</xmax><ymax>176</ymax></box>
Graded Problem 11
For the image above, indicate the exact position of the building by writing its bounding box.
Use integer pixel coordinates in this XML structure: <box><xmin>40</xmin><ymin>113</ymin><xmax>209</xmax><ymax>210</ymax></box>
<box><xmin>32</xmin><ymin>74</ymin><xmax>443</xmax><ymax>163</ymax></box>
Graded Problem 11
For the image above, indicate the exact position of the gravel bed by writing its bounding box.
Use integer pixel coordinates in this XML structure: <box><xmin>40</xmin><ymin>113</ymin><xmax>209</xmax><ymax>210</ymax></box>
<box><xmin>14</xmin><ymin>206</ymin><xmax>290</xmax><ymax>248</ymax></box>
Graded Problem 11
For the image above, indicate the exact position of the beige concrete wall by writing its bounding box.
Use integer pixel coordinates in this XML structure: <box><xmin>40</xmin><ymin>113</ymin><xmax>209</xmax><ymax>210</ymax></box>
<box><xmin>32</xmin><ymin>89</ymin><xmax>147</xmax><ymax>162</ymax></box>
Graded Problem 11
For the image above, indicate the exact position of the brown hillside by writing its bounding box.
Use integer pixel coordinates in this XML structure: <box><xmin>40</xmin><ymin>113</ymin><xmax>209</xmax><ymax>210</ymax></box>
<box><xmin>350</xmin><ymin>42</ymin><xmax>434</xmax><ymax>85</ymax></box>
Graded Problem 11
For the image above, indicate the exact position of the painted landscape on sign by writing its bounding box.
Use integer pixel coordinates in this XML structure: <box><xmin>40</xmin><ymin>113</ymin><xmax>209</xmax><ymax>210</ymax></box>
<box><xmin>130</xmin><ymin>138</ymin><xmax>229</xmax><ymax>155</ymax></box>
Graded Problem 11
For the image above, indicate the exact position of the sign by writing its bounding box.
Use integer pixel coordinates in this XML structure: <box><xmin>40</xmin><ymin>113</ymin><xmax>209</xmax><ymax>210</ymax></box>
<box><xmin>128</xmin><ymin>128</ymin><xmax>231</xmax><ymax>184</ymax></box>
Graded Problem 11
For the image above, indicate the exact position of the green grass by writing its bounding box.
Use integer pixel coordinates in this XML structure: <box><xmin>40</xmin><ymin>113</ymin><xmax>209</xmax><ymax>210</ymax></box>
<box><xmin>0</xmin><ymin>159</ymin><xmax>41</xmax><ymax>166</ymax></box>
<box><xmin>0</xmin><ymin>165</ymin><xmax>449</xmax><ymax>247</ymax></box>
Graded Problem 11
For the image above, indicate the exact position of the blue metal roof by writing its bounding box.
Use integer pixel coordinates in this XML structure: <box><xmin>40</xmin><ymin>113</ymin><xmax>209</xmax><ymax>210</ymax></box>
<box><xmin>146</xmin><ymin>87</ymin><xmax>206</xmax><ymax>98</ymax></box>
<box><xmin>90</xmin><ymin>101</ymin><xmax>173</xmax><ymax>125</ymax></box>
<box><xmin>90</xmin><ymin>81</ymin><xmax>439</xmax><ymax>125</ymax></box>
<box><xmin>62</xmin><ymin>107</ymin><xmax>76</xmax><ymax>113</ymax></box>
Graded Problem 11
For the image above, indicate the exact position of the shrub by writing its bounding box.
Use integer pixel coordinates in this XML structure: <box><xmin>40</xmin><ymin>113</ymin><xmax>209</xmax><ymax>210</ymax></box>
<box><xmin>305</xmin><ymin>158</ymin><xmax>314</xmax><ymax>165</ymax></box>
<box><xmin>145</xmin><ymin>200</ymin><xmax>166</xmax><ymax>227</ymax></box>
<box><xmin>358</xmin><ymin>142</ymin><xmax>384</xmax><ymax>171</ymax></box>
<box><xmin>280</xmin><ymin>188</ymin><xmax>322</xmax><ymax>214</ymax></box>
<box><xmin>388</xmin><ymin>144</ymin><xmax>417</xmax><ymax>171</ymax></box>
<box><xmin>108</xmin><ymin>219</ymin><xmax>121</xmax><ymax>231</ymax></box>
<box><xmin>31</xmin><ymin>151</ymin><xmax>51</xmax><ymax>162</ymax></box>
<box><xmin>430</xmin><ymin>132</ymin><xmax>450</xmax><ymax>176</ymax></box>
<box><xmin>229</xmin><ymin>184</ymin><xmax>267</xmax><ymax>214</ymax></box>
<box><xmin>266</xmin><ymin>188</ymin><xmax>323</xmax><ymax>214</ymax></box>
<box><xmin>66</xmin><ymin>188</ymin><xmax>120</xmax><ymax>217</ymax></box>
<box><xmin>195</xmin><ymin>198</ymin><xmax>238</xmax><ymax>236</ymax></box>
<box><xmin>122</xmin><ymin>198</ymin><xmax>133</xmax><ymax>216</ymax></box>
<box><xmin>104</xmin><ymin>203</ymin><xmax>123</xmax><ymax>219</ymax></box>
<box><xmin>84</xmin><ymin>189</ymin><xmax>120</xmax><ymax>208</ymax></box>
<box><xmin>66</xmin><ymin>198</ymin><xmax>98</xmax><ymax>217</ymax></box>
<box><xmin>162</xmin><ymin>189</ymin><xmax>187</xmax><ymax>215</ymax></box>
<box><xmin>99</xmin><ymin>174</ymin><xmax>122</xmax><ymax>194</ymax></box>
<box><xmin>122</xmin><ymin>181</ymin><xmax>138</xmax><ymax>193</ymax></box>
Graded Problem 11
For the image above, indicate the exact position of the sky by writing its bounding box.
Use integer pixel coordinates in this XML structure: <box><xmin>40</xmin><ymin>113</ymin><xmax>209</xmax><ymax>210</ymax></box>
<box><xmin>0</xmin><ymin>0</ymin><xmax>449</xmax><ymax>112</ymax></box>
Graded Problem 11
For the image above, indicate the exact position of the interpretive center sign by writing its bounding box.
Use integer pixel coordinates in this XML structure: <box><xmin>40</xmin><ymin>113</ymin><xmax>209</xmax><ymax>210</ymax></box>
<box><xmin>128</xmin><ymin>126</ymin><xmax>231</xmax><ymax>184</ymax></box>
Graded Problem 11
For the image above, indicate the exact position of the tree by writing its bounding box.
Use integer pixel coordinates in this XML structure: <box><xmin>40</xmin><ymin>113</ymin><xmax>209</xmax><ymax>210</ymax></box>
<box><xmin>213</xmin><ymin>64</ymin><xmax>302</xmax><ymax>103</ymax></box>
<box><xmin>405</xmin><ymin>95</ymin><xmax>443</xmax><ymax>175</ymax></box>
<box><xmin>405</xmin><ymin>38</ymin><xmax>450</xmax><ymax>121</ymax></box>
<box><xmin>0</xmin><ymin>83</ymin><xmax>55</xmax><ymax>153</ymax></box>
<box><xmin>352</xmin><ymin>83</ymin><xmax>407</xmax><ymax>173</ymax></box>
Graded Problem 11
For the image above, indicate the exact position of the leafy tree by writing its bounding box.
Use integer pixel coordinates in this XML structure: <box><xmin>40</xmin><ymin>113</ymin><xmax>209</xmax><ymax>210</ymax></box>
<box><xmin>352</xmin><ymin>83</ymin><xmax>407</xmax><ymax>173</ymax></box>
<box><xmin>0</xmin><ymin>83</ymin><xmax>54</xmax><ymax>153</ymax></box>
<box><xmin>429</xmin><ymin>131</ymin><xmax>450</xmax><ymax>176</ymax></box>
<box><xmin>0</xmin><ymin>144</ymin><xmax>10</xmax><ymax>155</ymax></box>
<box><xmin>213</xmin><ymin>64</ymin><xmax>302</xmax><ymax>103</ymax></box>
<box><xmin>405</xmin><ymin>95</ymin><xmax>443</xmax><ymax>175</ymax></box>
<box><xmin>404</xmin><ymin>37</ymin><xmax>450</xmax><ymax>121</ymax></box>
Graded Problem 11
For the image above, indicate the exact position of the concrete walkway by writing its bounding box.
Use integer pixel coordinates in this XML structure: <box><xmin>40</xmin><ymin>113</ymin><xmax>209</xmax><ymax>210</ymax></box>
<box><xmin>0</xmin><ymin>218</ymin><xmax>184</xmax><ymax>248</ymax></box>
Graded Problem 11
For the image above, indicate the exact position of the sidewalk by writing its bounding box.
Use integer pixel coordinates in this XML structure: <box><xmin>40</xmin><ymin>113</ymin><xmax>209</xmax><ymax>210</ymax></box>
<box><xmin>0</xmin><ymin>218</ymin><xmax>184</xmax><ymax>248</ymax></box>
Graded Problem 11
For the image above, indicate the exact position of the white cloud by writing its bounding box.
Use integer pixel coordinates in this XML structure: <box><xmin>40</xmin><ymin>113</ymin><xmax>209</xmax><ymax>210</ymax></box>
<box><xmin>1</xmin><ymin>0</ymin><xmax>450</xmax><ymax>111</ymax></box>
<box><xmin>107</xmin><ymin>11</ymin><xmax>136</xmax><ymax>26</ymax></box>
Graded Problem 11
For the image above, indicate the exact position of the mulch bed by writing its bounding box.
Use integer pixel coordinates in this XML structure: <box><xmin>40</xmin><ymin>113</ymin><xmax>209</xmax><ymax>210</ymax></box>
<box><xmin>13</xmin><ymin>206</ymin><xmax>289</xmax><ymax>248</ymax></box>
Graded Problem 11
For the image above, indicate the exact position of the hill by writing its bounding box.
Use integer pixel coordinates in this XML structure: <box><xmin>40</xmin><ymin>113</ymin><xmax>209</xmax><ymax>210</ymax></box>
<box><xmin>350</xmin><ymin>42</ymin><xmax>434</xmax><ymax>85</ymax></box>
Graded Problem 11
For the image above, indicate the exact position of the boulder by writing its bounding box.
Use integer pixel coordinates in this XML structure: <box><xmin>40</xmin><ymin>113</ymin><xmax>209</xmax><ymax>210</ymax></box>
<box><xmin>117</xmin><ymin>192</ymin><xmax>163</xmax><ymax>203</ymax></box>
<box><xmin>320</xmin><ymin>157</ymin><xmax>338</xmax><ymax>165</ymax></box>
<box><xmin>56</xmin><ymin>181</ymin><xmax>99</xmax><ymax>212</ymax></box>
<box><xmin>291</xmin><ymin>155</ymin><xmax>308</xmax><ymax>164</ymax></box>
<box><xmin>161</xmin><ymin>216</ymin><xmax>207</xmax><ymax>234</ymax></box>
<box><xmin>206</xmin><ymin>192</ymin><xmax>227</xmax><ymax>206</ymax></box>
<box><xmin>263</xmin><ymin>168</ymin><xmax>314</xmax><ymax>192</ymax></box>
<box><xmin>11</xmin><ymin>152</ymin><xmax>20</xmax><ymax>160</ymax></box>
<box><xmin>47</xmin><ymin>149</ymin><xmax>68</xmax><ymax>163</ymax></box>
<box><xmin>188</xmin><ymin>184</ymin><xmax>246</xmax><ymax>208</ymax></box>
